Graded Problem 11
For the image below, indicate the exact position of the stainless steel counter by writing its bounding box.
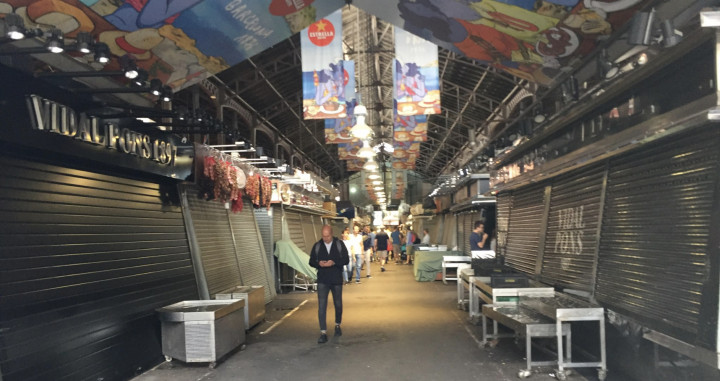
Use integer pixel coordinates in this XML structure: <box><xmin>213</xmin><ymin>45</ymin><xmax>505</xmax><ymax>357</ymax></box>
<box><xmin>157</xmin><ymin>299</ymin><xmax>246</xmax><ymax>366</ymax></box>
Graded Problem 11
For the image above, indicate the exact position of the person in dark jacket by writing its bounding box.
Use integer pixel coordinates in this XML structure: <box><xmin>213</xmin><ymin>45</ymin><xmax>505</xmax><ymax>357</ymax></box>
<box><xmin>309</xmin><ymin>225</ymin><xmax>350</xmax><ymax>343</ymax></box>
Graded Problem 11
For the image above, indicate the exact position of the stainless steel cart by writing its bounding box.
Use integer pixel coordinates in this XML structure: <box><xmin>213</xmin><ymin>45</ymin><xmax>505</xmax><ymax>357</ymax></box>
<box><xmin>157</xmin><ymin>300</ymin><xmax>246</xmax><ymax>368</ymax></box>
<box><xmin>215</xmin><ymin>285</ymin><xmax>266</xmax><ymax>330</ymax></box>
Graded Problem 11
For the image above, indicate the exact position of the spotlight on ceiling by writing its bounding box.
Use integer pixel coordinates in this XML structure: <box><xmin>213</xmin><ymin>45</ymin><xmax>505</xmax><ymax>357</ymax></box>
<box><xmin>5</xmin><ymin>13</ymin><xmax>25</xmax><ymax>40</ymax></box>
<box><xmin>94</xmin><ymin>42</ymin><xmax>110</xmax><ymax>64</ymax></box>
<box><xmin>161</xmin><ymin>86</ymin><xmax>173</xmax><ymax>102</ymax></box>
<box><xmin>45</xmin><ymin>29</ymin><xmax>64</xmax><ymax>54</ymax></box>
<box><xmin>597</xmin><ymin>49</ymin><xmax>619</xmax><ymax>79</ymax></box>
<box><xmin>75</xmin><ymin>32</ymin><xmax>93</xmax><ymax>54</ymax></box>
<box><xmin>120</xmin><ymin>55</ymin><xmax>140</xmax><ymax>79</ymax></box>
<box><xmin>132</xmin><ymin>69</ymin><xmax>148</xmax><ymax>87</ymax></box>
<box><xmin>149</xmin><ymin>79</ymin><xmax>163</xmax><ymax>96</ymax></box>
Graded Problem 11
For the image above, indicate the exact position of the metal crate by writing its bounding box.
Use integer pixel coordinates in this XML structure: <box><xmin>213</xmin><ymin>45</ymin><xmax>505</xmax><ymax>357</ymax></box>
<box><xmin>215</xmin><ymin>285</ymin><xmax>266</xmax><ymax>330</ymax></box>
<box><xmin>157</xmin><ymin>300</ymin><xmax>246</xmax><ymax>366</ymax></box>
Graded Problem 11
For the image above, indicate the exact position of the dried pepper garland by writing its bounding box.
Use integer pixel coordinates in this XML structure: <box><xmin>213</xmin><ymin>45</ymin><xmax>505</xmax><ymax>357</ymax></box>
<box><xmin>261</xmin><ymin>176</ymin><xmax>272</xmax><ymax>209</ymax></box>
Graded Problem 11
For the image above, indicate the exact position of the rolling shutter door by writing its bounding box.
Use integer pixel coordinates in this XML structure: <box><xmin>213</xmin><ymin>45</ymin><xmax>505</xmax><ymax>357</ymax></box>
<box><xmin>456</xmin><ymin>215</ymin><xmax>466</xmax><ymax>254</ymax></box>
<box><xmin>433</xmin><ymin>215</ymin><xmax>444</xmax><ymax>245</ymax></box>
<box><xmin>301</xmin><ymin>213</ymin><xmax>318</xmax><ymax>252</ymax></box>
<box><xmin>442</xmin><ymin>215</ymin><xmax>457</xmax><ymax>248</ymax></box>
<box><xmin>254</xmin><ymin>208</ymin><xmax>273</xmax><ymax>264</ymax></box>
<box><xmin>496</xmin><ymin>193</ymin><xmax>512</xmax><ymax>259</ymax></box>
<box><xmin>541</xmin><ymin>164</ymin><xmax>606</xmax><ymax>291</ymax></box>
<box><xmin>0</xmin><ymin>156</ymin><xmax>197</xmax><ymax>381</ymax></box>
<box><xmin>183</xmin><ymin>185</ymin><xmax>241</xmax><ymax>295</ymax></box>
<box><xmin>596</xmin><ymin>126</ymin><xmax>719</xmax><ymax>341</ymax></box>
<box><xmin>505</xmin><ymin>184</ymin><xmax>546</xmax><ymax>275</ymax></box>
<box><xmin>230</xmin><ymin>202</ymin><xmax>276</xmax><ymax>303</ymax></box>
<box><xmin>272</xmin><ymin>206</ymin><xmax>283</xmax><ymax>242</ymax></box>
<box><xmin>463</xmin><ymin>213</ymin><xmax>475</xmax><ymax>254</ymax></box>
<box><xmin>285</xmin><ymin>212</ymin><xmax>306</xmax><ymax>252</ymax></box>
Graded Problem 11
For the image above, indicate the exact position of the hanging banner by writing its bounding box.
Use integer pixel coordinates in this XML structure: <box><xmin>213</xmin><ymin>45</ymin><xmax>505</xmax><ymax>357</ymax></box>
<box><xmin>301</xmin><ymin>9</ymin><xmax>346</xmax><ymax>119</ymax></box>
<box><xmin>391</xmin><ymin>170</ymin><xmax>407</xmax><ymax>200</ymax></box>
<box><xmin>393</xmin><ymin>141</ymin><xmax>421</xmax><ymax>163</ymax></box>
<box><xmin>394</xmin><ymin>113</ymin><xmax>428</xmax><ymax>142</ymax></box>
<box><xmin>346</xmin><ymin>159</ymin><xmax>365</xmax><ymax>172</ymax></box>
<box><xmin>394</xmin><ymin>27</ymin><xmax>441</xmax><ymax>117</ymax></box>
<box><xmin>338</xmin><ymin>139</ymin><xmax>365</xmax><ymax>161</ymax></box>
<box><xmin>325</xmin><ymin>61</ymin><xmax>358</xmax><ymax>143</ymax></box>
<box><xmin>391</xmin><ymin>160</ymin><xmax>416</xmax><ymax>170</ymax></box>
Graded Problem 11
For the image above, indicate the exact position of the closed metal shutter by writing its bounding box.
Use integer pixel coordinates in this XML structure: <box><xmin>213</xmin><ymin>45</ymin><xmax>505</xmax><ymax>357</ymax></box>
<box><xmin>541</xmin><ymin>164</ymin><xmax>606</xmax><ymax>291</ymax></box>
<box><xmin>0</xmin><ymin>156</ymin><xmax>197</xmax><ymax>381</ymax></box>
<box><xmin>255</xmin><ymin>208</ymin><xmax>275</xmax><ymax>271</ymax></box>
<box><xmin>272</xmin><ymin>206</ymin><xmax>283</xmax><ymax>241</ymax></box>
<box><xmin>442</xmin><ymin>214</ymin><xmax>457</xmax><ymax>248</ymax></box>
<box><xmin>456</xmin><ymin>214</ymin><xmax>464</xmax><ymax>254</ymax></box>
<box><xmin>230</xmin><ymin>201</ymin><xmax>276</xmax><ymax>303</ymax></box>
<box><xmin>464</xmin><ymin>213</ymin><xmax>475</xmax><ymax>254</ymax></box>
<box><xmin>301</xmin><ymin>214</ymin><xmax>319</xmax><ymax>252</ymax></box>
<box><xmin>505</xmin><ymin>184</ymin><xmax>546</xmax><ymax>274</ymax></box>
<box><xmin>285</xmin><ymin>211</ymin><xmax>306</xmax><ymax>252</ymax></box>
<box><xmin>496</xmin><ymin>193</ymin><xmax>512</xmax><ymax>259</ymax></box>
<box><xmin>184</xmin><ymin>185</ymin><xmax>241</xmax><ymax>295</ymax></box>
<box><xmin>433</xmin><ymin>215</ymin><xmax>445</xmax><ymax>245</ymax></box>
<box><xmin>596</xmin><ymin>126</ymin><xmax>719</xmax><ymax>341</ymax></box>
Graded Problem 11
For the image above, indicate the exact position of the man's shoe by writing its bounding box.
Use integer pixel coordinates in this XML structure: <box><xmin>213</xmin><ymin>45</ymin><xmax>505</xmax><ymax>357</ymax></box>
<box><xmin>366</xmin><ymin>275</ymin><xmax>372</xmax><ymax>278</ymax></box>
<box><xmin>335</xmin><ymin>325</ymin><xmax>342</xmax><ymax>336</ymax></box>
<box><xmin>355</xmin><ymin>280</ymin><xmax>361</xmax><ymax>284</ymax></box>
<box><xmin>318</xmin><ymin>333</ymin><xmax>328</xmax><ymax>343</ymax></box>
<box><xmin>381</xmin><ymin>267</ymin><xmax>386</xmax><ymax>272</ymax></box>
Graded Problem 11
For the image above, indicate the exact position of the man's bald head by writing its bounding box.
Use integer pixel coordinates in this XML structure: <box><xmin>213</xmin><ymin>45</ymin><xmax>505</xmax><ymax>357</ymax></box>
<box><xmin>322</xmin><ymin>225</ymin><xmax>333</xmax><ymax>243</ymax></box>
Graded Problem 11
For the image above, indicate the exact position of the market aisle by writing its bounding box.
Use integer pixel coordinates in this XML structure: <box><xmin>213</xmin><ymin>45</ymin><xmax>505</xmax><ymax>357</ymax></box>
<box><xmin>133</xmin><ymin>263</ymin><xmax>560</xmax><ymax>381</ymax></box>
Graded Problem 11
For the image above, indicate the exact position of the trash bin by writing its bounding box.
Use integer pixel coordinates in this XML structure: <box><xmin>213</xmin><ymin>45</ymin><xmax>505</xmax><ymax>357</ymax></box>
<box><xmin>214</xmin><ymin>285</ymin><xmax>265</xmax><ymax>330</ymax></box>
<box><xmin>156</xmin><ymin>299</ymin><xmax>246</xmax><ymax>367</ymax></box>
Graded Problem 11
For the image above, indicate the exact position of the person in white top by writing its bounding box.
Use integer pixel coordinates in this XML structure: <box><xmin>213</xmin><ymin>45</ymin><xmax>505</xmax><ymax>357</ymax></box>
<box><xmin>341</xmin><ymin>229</ymin><xmax>352</xmax><ymax>284</ymax></box>
<box><xmin>350</xmin><ymin>225</ymin><xmax>364</xmax><ymax>283</ymax></box>
<box><xmin>421</xmin><ymin>228</ymin><xmax>431</xmax><ymax>245</ymax></box>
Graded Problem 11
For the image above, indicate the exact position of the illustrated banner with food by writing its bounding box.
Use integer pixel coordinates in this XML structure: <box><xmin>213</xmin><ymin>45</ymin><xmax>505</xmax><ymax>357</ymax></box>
<box><xmin>391</xmin><ymin>170</ymin><xmax>407</xmax><ymax>200</ymax></box>
<box><xmin>394</xmin><ymin>27</ymin><xmax>441</xmax><ymax>117</ymax></box>
<box><xmin>338</xmin><ymin>139</ymin><xmax>364</xmax><ymax>160</ymax></box>
<box><xmin>393</xmin><ymin>113</ymin><xmax>427</xmax><ymax>142</ymax></box>
<box><xmin>324</xmin><ymin>62</ymin><xmax>358</xmax><ymax>143</ymax></box>
<box><xmin>301</xmin><ymin>10</ymin><xmax>351</xmax><ymax>120</ymax></box>
<box><xmin>346</xmin><ymin>159</ymin><xmax>365</xmax><ymax>172</ymax></box>
<box><xmin>392</xmin><ymin>141</ymin><xmax>420</xmax><ymax>163</ymax></box>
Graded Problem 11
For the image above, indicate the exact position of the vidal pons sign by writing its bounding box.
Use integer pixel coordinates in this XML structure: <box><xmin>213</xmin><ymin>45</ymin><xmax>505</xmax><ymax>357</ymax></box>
<box><xmin>26</xmin><ymin>95</ymin><xmax>177</xmax><ymax>166</ymax></box>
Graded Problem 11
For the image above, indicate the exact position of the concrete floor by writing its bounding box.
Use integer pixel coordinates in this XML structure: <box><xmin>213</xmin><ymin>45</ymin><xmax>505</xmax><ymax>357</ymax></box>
<box><xmin>134</xmin><ymin>263</ymin><xmax>609</xmax><ymax>381</ymax></box>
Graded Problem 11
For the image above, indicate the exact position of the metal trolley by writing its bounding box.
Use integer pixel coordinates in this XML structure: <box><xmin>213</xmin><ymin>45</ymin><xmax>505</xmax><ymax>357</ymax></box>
<box><xmin>157</xmin><ymin>299</ymin><xmax>246</xmax><ymax>369</ymax></box>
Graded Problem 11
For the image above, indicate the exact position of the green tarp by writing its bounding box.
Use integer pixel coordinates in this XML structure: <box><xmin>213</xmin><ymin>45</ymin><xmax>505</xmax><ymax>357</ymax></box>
<box><xmin>274</xmin><ymin>240</ymin><xmax>317</xmax><ymax>280</ymax></box>
<box><xmin>413</xmin><ymin>250</ymin><xmax>464</xmax><ymax>282</ymax></box>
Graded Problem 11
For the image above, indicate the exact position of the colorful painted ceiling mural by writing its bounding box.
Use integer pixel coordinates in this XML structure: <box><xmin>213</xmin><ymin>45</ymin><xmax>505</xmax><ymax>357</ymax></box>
<box><xmin>0</xmin><ymin>0</ymin><xmax>345</xmax><ymax>90</ymax></box>
<box><xmin>354</xmin><ymin>0</ymin><xmax>650</xmax><ymax>85</ymax></box>
<box><xmin>0</xmin><ymin>0</ymin><xmax>651</xmax><ymax>96</ymax></box>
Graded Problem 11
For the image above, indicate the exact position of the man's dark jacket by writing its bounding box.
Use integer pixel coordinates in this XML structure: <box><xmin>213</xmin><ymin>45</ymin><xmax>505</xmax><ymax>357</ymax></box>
<box><xmin>309</xmin><ymin>237</ymin><xmax>349</xmax><ymax>285</ymax></box>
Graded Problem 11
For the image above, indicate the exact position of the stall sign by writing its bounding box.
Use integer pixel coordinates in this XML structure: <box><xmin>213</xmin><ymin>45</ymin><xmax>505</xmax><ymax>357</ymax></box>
<box><xmin>27</xmin><ymin>95</ymin><xmax>176</xmax><ymax>166</ymax></box>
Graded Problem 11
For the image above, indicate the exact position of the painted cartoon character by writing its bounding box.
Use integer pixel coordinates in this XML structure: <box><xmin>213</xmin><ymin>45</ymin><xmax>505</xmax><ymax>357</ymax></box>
<box><xmin>332</xmin><ymin>99</ymin><xmax>356</xmax><ymax>138</ymax></box>
<box><xmin>396</xmin><ymin>61</ymin><xmax>427</xmax><ymax>102</ymax></box>
<box><xmin>314</xmin><ymin>62</ymin><xmax>345</xmax><ymax>108</ymax></box>
<box><xmin>106</xmin><ymin>0</ymin><xmax>203</xmax><ymax>31</ymax></box>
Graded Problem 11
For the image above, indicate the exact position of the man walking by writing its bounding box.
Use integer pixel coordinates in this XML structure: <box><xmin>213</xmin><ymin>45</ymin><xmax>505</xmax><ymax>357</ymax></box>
<box><xmin>309</xmin><ymin>225</ymin><xmax>349</xmax><ymax>343</ymax></box>
<box><xmin>375</xmin><ymin>226</ymin><xmax>390</xmax><ymax>272</ymax></box>
<box><xmin>362</xmin><ymin>225</ymin><xmax>373</xmax><ymax>278</ymax></box>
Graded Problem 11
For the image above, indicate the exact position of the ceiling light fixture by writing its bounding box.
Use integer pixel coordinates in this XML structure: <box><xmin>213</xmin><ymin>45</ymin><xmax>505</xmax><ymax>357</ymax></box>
<box><xmin>363</xmin><ymin>159</ymin><xmax>378</xmax><ymax>171</ymax></box>
<box><xmin>5</xmin><ymin>13</ymin><xmax>25</xmax><ymax>40</ymax></box>
<box><xmin>368</xmin><ymin>173</ymin><xmax>381</xmax><ymax>180</ymax></box>
<box><xmin>45</xmin><ymin>28</ymin><xmax>64</xmax><ymax>53</ymax></box>
<box><xmin>351</xmin><ymin>104</ymin><xmax>373</xmax><ymax>140</ymax></box>
<box><xmin>357</xmin><ymin>141</ymin><xmax>375</xmax><ymax>159</ymax></box>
